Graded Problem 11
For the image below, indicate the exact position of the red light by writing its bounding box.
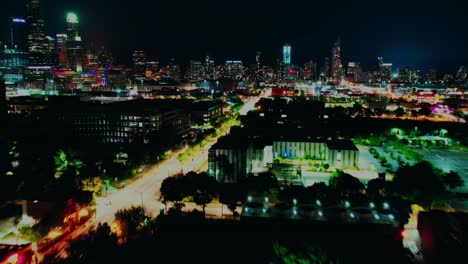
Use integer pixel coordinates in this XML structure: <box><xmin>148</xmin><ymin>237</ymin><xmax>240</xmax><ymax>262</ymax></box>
<box><xmin>288</xmin><ymin>68</ymin><xmax>294</xmax><ymax>75</ymax></box>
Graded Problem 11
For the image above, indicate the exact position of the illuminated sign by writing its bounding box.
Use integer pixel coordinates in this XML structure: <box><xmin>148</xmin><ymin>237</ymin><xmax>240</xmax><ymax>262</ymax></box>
<box><xmin>12</xmin><ymin>18</ymin><xmax>26</xmax><ymax>23</ymax></box>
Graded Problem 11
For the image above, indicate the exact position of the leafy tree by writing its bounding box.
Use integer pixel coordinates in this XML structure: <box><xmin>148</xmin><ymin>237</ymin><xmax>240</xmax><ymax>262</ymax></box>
<box><xmin>115</xmin><ymin>206</ymin><xmax>149</xmax><ymax>241</ymax></box>
<box><xmin>394</xmin><ymin>107</ymin><xmax>405</xmax><ymax>117</ymax></box>
<box><xmin>219</xmin><ymin>183</ymin><xmax>245</xmax><ymax>217</ymax></box>
<box><xmin>442</xmin><ymin>171</ymin><xmax>464</xmax><ymax>189</ymax></box>
<box><xmin>159</xmin><ymin>176</ymin><xmax>185</xmax><ymax>207</ymax></box>
<box><xmin>418</xmin><ymin>107</ymin><xmax>432</xmax><ymax>116</ymax></box>
<box><xmin>81</xmin><ymin>176</ymin><xmax>103</xmax><ymax>196</ymax></box>
<box><xmin>328</xmin><ymin>170</ymin><xmax>365</xmax><ymax>198</ymax></box>
<box><xmin>190</xmin><ymin>172</ymin><xmax>218</xmax><ymax>215</ymax></box>
<box><xmin>392</xmin><ymin>161</ymin><xmax>446</xmax><ymax>204</ymax></box>
<box><xmin>271</xmin><ymin>241</ymin><xmax>340</xmax><ymax>264</ymax></box>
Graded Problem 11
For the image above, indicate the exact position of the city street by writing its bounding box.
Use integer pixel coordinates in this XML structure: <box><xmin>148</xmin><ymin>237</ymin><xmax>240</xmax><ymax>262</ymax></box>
<box><xmin>29</xmin><ymin>93</ymin><xmax>264</xmax><ymax>262</ymax></box>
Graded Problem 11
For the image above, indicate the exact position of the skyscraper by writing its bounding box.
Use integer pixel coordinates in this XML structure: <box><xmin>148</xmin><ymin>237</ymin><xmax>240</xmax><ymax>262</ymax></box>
<box><xmin>66</xmin><ymin>12</ymin><xmax>84</xmax><ymax>71</ymax></box>
<box><xmin>322</xmin><ymin>57</ymin><xmax>330</xmax><ymax>78</ymax></box>
<box><xmin>56</xmin><ymin>34</ymin><xmax>68</xmax><ymax>66</ymax></box>
<box><xmin>26</xmin><ymin>0</ymin><xmax>47</xmax><ymax>65</ymax></box>
<box><xmin>377</xmin><ymin>57</ymin><xmax>392</xmax><ymax>82</ymax></box>
<box><xmin>187</xmin><ymin>60</ymin><xmax>205</xmax><ymax>82</ymax></box>
<box><xmin>302</xmin><ymin>61</ymin><xmax>317</xmax><ymax>80</ymax></box>
<box><xmin>256</xmin><ymin>51</ymin><xmax>261</xmax><ymax>67</ymax></box>
<box><xmin>132</xmin><ymin>50</ymin><xmax>146</xmax><ymax>82</ymax></box>
<box><xmin>331</xmin><ymin>38</ymin><xmax>343</xmax><ymax>81</ymax></box>
<box><xmin>283</xmin><ymin>44</ymin><xmax>291</xmax><ymax>65</ymax></box>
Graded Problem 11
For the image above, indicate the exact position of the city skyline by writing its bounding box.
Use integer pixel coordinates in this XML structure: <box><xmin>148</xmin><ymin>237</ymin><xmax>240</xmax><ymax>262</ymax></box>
<box><xmin>1</xmin><ymin>0</ymin><xmax>467</xmax><ymax>72</ymax></box>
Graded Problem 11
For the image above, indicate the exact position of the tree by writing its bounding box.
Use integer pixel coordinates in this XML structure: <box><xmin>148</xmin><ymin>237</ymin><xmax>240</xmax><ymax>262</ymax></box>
<box><xmin>271</xmin><ymin>241</ymin><xmax>340</xmax><ymax>264</ymax></box>
<box><xmin>392</xmin><ymin>161</ymin><xmax>446</xmax><ymax>204</ymax></box>
<box><xmin>418</xmin><ymin>107</ymin><xmax>432</xmax><ymax>116</ymax></box>
<box><xmin>114</xmin><ymin>206</ymin><xmax>149</xmax><ymax>241</ymax></box>
<box><xmin>328</xmin><ymin>170</ymin><xmax>365</xmax><ymax>198</ymax></box>
<box><xmin>219</xmin><ymin>183</ymin><xmax>245</xmax><ymax>217</ymax></box>
<box><xmin>159</xmin><ymin>176</ymin><xmax>185</xmax><ymax>207</ymax></box>
<box><xmin>394</xmin><ymin>107</ymin><xmax>405</xmax><ymax>117</ymax></box>
<box><xmin>190</xmin><ymin>172</ymin><xmax>218</xmax><ymax>215</ymax></box>
<box><xmin>442</xmin><ymin>171</ymin><xmax>464</xmax><ymax>189</ymax></box>
<box><xmin>81</xmin><ymin>176</ymin><xmax>103</xmax><ymax>196</ymax></box>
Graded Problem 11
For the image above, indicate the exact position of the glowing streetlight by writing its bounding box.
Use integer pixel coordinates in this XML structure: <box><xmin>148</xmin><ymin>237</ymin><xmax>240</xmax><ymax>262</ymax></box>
<box><xmin>247</xmin><ymin>196</ymin><xmax>253</xmax><ymax>202</ymax></box>
<box><xmin>264</xmin><ymin>197</ymin><xmax>269</xmax><ymax>203</ymax></box>
<box><xmin>344</xmin><ymin>201</ymin><xmax>351</xmax><ymax>208</ymax></box>
<box><xmin>382</xmin><ymin>202</ymin><xmax>390</xmax><ymax>210</ymax></box>
<box><xmin>292</xmin><ymin>198</ymin><xmax>297</xmax><ymax>206</ymax></box>
<box><xmin>369</xmin><ymin>202</ymin><xmax>375</xmax><ymax>209</ymax></box>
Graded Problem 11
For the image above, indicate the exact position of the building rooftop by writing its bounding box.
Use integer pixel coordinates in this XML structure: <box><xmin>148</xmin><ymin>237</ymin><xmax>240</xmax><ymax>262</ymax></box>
<box><xmin>326</xmin><ymin>140</ymin><xmax>359</xmax><ymax>151</ymax></box>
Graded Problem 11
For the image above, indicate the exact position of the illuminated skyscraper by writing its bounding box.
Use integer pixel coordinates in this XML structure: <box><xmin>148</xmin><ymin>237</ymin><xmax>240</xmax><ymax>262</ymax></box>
<box><xmin>256</xmin><ymin>51</ymin><xmax>261</xmax><ymax>67</ymax></box>
<box><xmin>132</xmin><ymin>50</ymin><xmax>146</xmax><ymax>82</ymax></box>
<box><xmin>187</xmin><ymin>60</ymin><xmax>205</xmax><ymax>82</ymax></box>
<box><xmin>377</xmin><ymin>57</ymin><xmax>392</xmax><ymax>82</ymax></box>
<box><xmin>56</xmin><ymin>33</ymin><xmax>68</xmax><ymax>66</ymax></box>
<box><xmin>323</xmin><ymin>57</ymin><xmax>330</xmax><ymax>78</ymax></box>
<box><xmin>331</xmin><ymin>38</ymin><xmax>343</xmax><ymax>81</ymax></box>
<box><xmin>66</xmin><ymin>12</ymin><xmax>84</xmax><ymax>71</ymax></box>
<box><xmin>302</xmin><ymin>61</ymin><xmax>317</xmax><ymax>80</ymax></box>
<box><xmin>283</xmin><ymin>44</ymin><xmax>291</xmax><ymax>65</ymax></box>
<box><xmin>347</xmin><ymin>62</ymin><xmax>363</xmax><ymax>83</ymax></box>
<box><xmin>26</xmin><ymin>0</ymin><xmax>47</xmax><ymax>65</ymax></box>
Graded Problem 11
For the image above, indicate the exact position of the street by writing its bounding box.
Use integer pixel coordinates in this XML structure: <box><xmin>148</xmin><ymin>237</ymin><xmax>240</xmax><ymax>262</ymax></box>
<box><xmin>32</xmin><ymin>93</ymin><xmax>264</xmax><ymax>262</ymax></box>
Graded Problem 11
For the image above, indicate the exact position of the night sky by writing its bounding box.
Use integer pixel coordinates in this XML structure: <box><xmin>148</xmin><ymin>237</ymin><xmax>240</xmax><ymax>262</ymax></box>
<box><xmin>1</xmin><ymin>0</ymin><xmax>467</xmax><ymax>72</ymax></box>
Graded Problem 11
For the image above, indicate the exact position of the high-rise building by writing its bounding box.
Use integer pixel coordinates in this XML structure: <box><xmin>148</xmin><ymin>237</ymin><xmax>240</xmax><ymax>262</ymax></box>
<box><xmin>10</xmin><ymin>17</ymin><xmax>28</xmax><ymax>50</ymax></box>
<box><xmin>167</xmin><ymin>59</ymin><xmax>181</xmax><ymax>81</ymax></box>
<box><xmin>397</xmin><ymin>67</ymin><xmax>411</xmax><ymax>83</ymax></box>
<box><xmin>256</xmin><ymin>51</ymin><xmax>261</xmax><ymax>67</ymax></box>
<box><xmin>225</xmin><ymin>60</ymin><xmax>244</xmax><ymax>80</ymax></box>
<box><xmin>66</xmin><ymin>12</ymin><xmax>84</xmax><ymax>71</ymax></box>
<box><xmin>426</xmin><ymin>69</ymin><xmax>437</xmax><ymax>82</ymax></box>
<box><xmin>97</xmin><ymin>47</ymin><xmax>114</xmax><ymax>67</ymax></box>
<box><xmin>132</xmin><ymin>50</ymin><xmax>146</xmax><ymax>82</ymax></box>
<box><xmin>302</xmin><ymin>61</ymin><xmax>317</xmax><ymax>80</ymax></box>
<box><xmin>347</xmin><ymin>62</ymin><xmax>363</xmax><ymax>83</ymax></box>
<box><xmin>26</xmin><ymin>0</ymin><xmax>48</xmax><ymax>65</ymax></box>
<box><xmin>204</xmin><ymin>55</ymin><xmax>214</xmax><ymax>80</ymax></box>
<box><xmin>456</xmin><ymin>66</ymin><xmax>467</xmax><ymax>81</ymax></box>
<box><xmin>322</xmin><ymin>57</ymin><xmax>330</xmax><ymax>78</ymax></box>
<box><xmin>331</xmin><ymin>38</ymin><xmax>343</xmax><ymax>81</ymax></box>
<box><xmin>187</xmin><ymin>60</ymin><xmax>205</xmax><ymax>82</ymax></box>
<box><xmin>377</xmin><ymin>57</ymin><xmax>392</xmax><ymax>83</ymax></box>
<box><xmin>0</xmin><ymin>47</ymin><xmax>29</xmax><ymax>85</ymax></box>
<box><xmin>56</xmin><ymin>33</ymin><xmax>68</xmax><ymax>66</ymax></box>
<box><xmin>145</xmin><ymin>61</ymin><xmax>159</xmax><ymax>79</ymax></box>
<box><xmin>283</xmin><ymin>44</ymin><xmax>291</xmax><ymax>65</ymax></box>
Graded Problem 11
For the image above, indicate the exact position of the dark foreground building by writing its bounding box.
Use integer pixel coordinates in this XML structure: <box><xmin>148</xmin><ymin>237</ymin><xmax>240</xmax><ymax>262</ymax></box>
<box><xmin>418</xmin><ymin>210</ymin><xmax>468</xmax><ymax>264</ymax></box>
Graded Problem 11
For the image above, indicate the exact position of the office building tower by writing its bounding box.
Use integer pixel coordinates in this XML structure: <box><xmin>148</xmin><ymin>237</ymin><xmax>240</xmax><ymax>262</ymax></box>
<box><xmin>167</xmin><ymin>59</ymin><xmax>181</xmax><ymax>81</ymax></box>
<box><xmin>66</xmin><ymin>12</ymin><xmax>84</xmax><ymax>71</ymax></box>
<box><xmin>132</xmin><ymin>50</ymin><xmax>146</xmax><ymax>82</ymax></box>
<box><xmin>225</xmin><ymin>60</ymin><xmax>244</xmax><ymax>80</ymax></box>
<box><xmin>56</xmin><ymin>33</ymin><xmax>68</xmax><ymax>66</ymax></box>
<box><xmin>10</xmin><ymin>17</ymin><xmax>28</xmax><ymax>50</ymax></box>
<box><xmin>204</xmin><ymin>55</ymin><xmax>214</xmax><ymax>80</ymax></box>
<box><xmin>302</xmin><ymin>61</ymin><xmax>317</xmax><ymax>80</ymax></box>
<box><xmin>145</xmin><ymin>61</ymin><xmax>159</xmax><ymax>79</ymax></box>
<box><xmin>26</xmin><ymin>0</ymin><xmax>48</xmax><ymax>65</ymax></box>
<box><xmin>256</xmin><ymin>51</ymin><xmax>261</xmax><ymax>67</ymax></box>
<box><xmin>426</xmin><ymin>69</ymin><xmax>437</xmax><ymax>82</ymax></box>
<box><xmin>283</xmin><ymin>44</ymin><xmax>291</xmax><ymax>65</ymax></box>
<box><xmin>331</xmin><ymin>38</ymin><xmax>343</xmax><ymax>81</ymax></box>
<box><xmin>347</xmin><ymin>62</ymin><xmax>364</xmax><ymax>83</ymax></box>
<box><xmin>187</xmin><ymin>60</ymin><xmax>204</xmax><ymax>82</ymax></box>
<box><xmin>323</xmin><ymin>57</ymin><xmax>330</xmax><ymax>78</ymax></box>
<box><xmin>377</xmin><ymin>57</ymin><xmax>392</xmax><ymax>82</ymax></box>
<box><xmin>0</xmin><ymin>47</ymin><xmax>29</xmax><ymax>85</ymax></box>
<box><xmin>98</xmin><ymin>47</ymin><xmax>114</xmax><ymax>67</ymax></box>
